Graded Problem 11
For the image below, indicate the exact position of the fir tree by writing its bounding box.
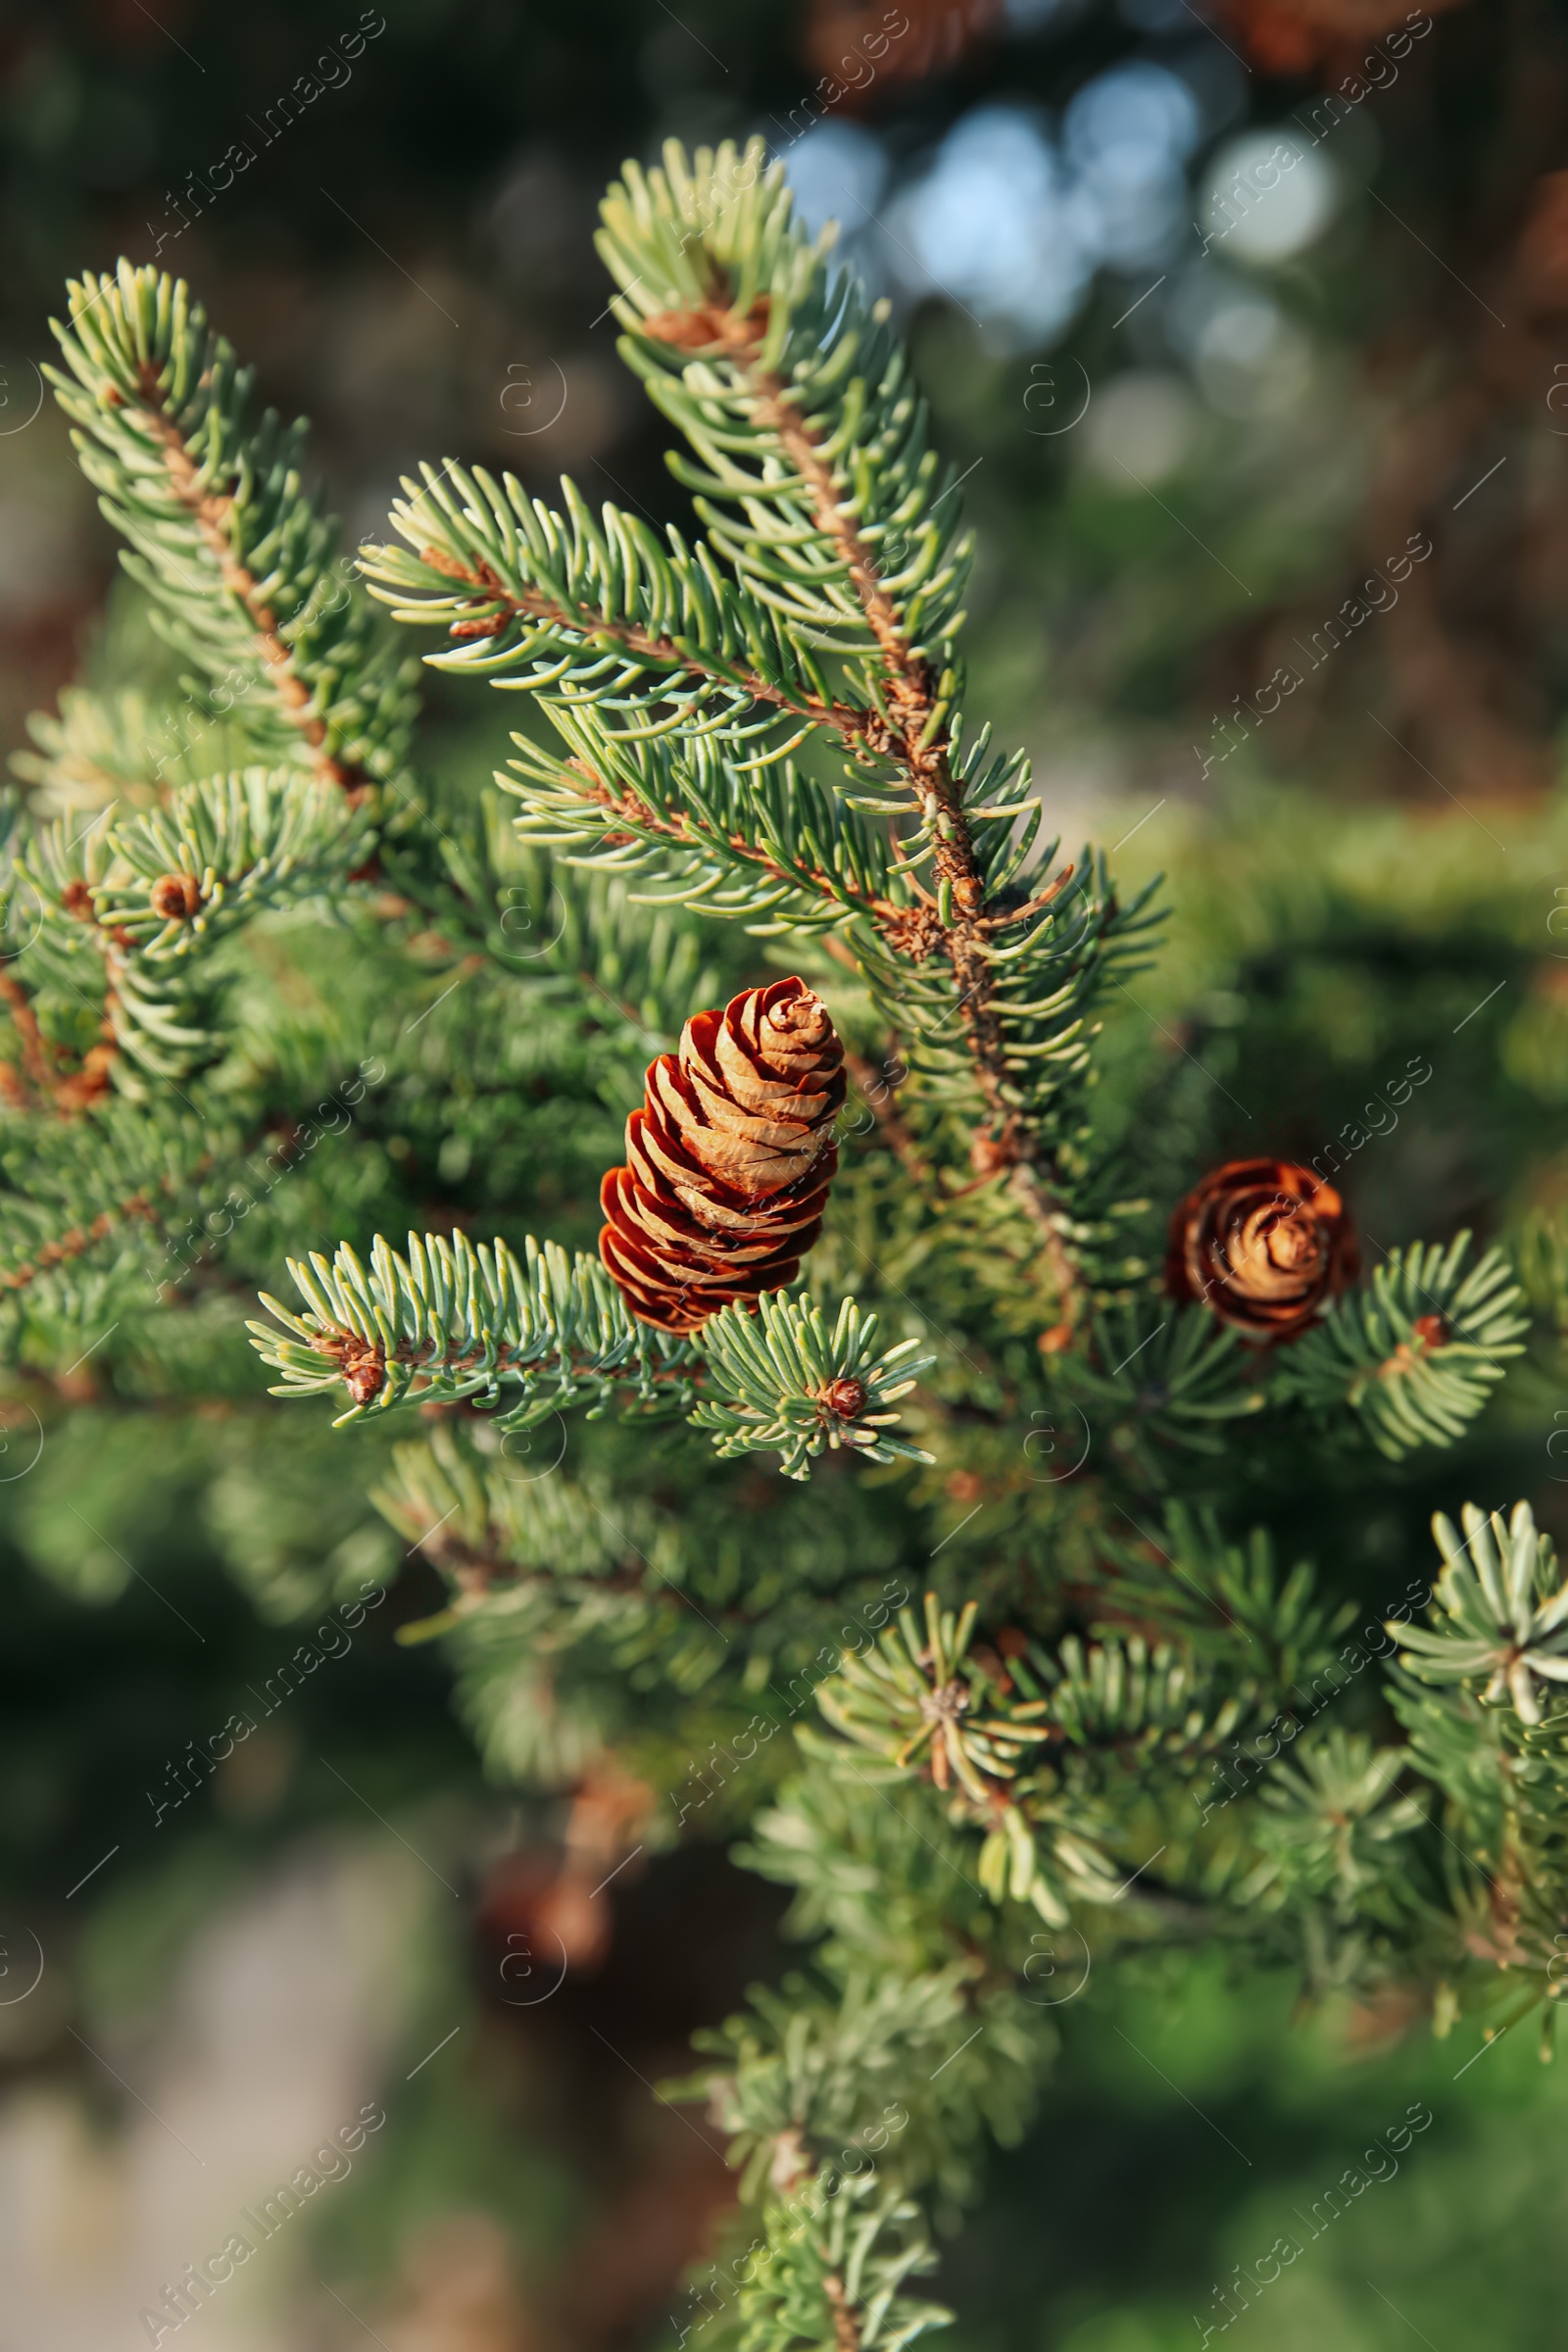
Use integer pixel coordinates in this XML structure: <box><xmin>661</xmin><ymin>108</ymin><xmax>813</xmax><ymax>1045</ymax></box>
<box><xmin>11</xmin><ymin>139</ymin><xmax>1565</xmax><ymax>2351</ymax></box>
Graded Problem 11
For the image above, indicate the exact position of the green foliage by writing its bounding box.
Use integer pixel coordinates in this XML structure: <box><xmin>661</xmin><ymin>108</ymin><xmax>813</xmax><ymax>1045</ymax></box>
<box><xmin>1061</xmin><ymin>1298</ymin><xmax>1264</xmax><ymax>1467</ymax></box>
<box><xmin>1392</xmin><ymin>1501</ymin><xmax>1568</xmax><ymax>1724</ymax></box>
<box><xmin>20</xmin><ymin>767</ymin><xmax>371</xmax><ymax>1080</ymax></box>
<box><xmin>504</xmin><ymin>713</ymin><xmax>899</xmax><ymax>934</ymax></box>
<box><xmin>814</xmin><ymin>1593</ymin><xmax>1049</xmax><ymax>1802</ymax></box>
<box><xmin>721</xmin><ymin>2172</ymin><xmax>948</xmax><ymax>2352</ymax></box>
<box><xmin>1104</xmin><ymin>1502</ymin><xmax>1351</xmax><ymax>1698</ymax></box>
<box><xmin>250</xmin><ymin>1228</ymin><xmax>698</xmax><ymax>1427</ymax></box>
<box><xmin>362</xmin><ymin>462</ymin><xmax>832</xmax><ymax>746</ymax></box>
<box><xmin>47</xmin><ymin>261</ymin><xmax>416</xmax><ymax>788</ymax></box>
<box><xmin>691</xmin><ymin>1293</ymin><xmax>934</xmax><ymax>1479</ymax></box>
<box><xmin>1271</xmin><ymin>1235</ymin><xmax>1527</xmax><ymax>1459</ymax></box>
<box><xmin>250</xmin><ymin>1239</ymin><xmax>933</xmax><ymax>1477</ymax></box>
<box><xmin>1026</xmin><ymin>1629</ymin><xmax>1249</xmax><ymax>1763</ymax></box>
<box><xmin>30</xmin><ymin>767</ymin><xmax>370</xmax><ymax>958</ymax></box>
<box><xmin>11</xmin><ymin>130</ymin><xmax>1564</xmax><ymax>2352</ymax></box>
<box><xmin>1251</xmin><ymin>1729</ymin><xmax>1426</xmax><ymax>1917</ymax></box>
<box><xmin>11</xmin><ymin>682</ymin><xmax>241</xmax><ymax>810</ymax></box>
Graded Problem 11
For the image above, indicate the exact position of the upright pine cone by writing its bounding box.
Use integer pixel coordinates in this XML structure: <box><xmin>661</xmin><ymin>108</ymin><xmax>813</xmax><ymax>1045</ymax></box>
<box><xmin>599</xmin><ymin>978</ymin><xmax>846</xmax><ymax>1335</ymax></box>
<box><xmin>1167</xmin><ymin>1156</ymin><xmax>1357</xmax><ymax>1341</ymax></box>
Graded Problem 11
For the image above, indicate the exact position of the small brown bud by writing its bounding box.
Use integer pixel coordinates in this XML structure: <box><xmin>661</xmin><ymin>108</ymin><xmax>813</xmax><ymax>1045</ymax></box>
<box><xmin>969</xmin><ymin>1131</ymin><xmax>1012</xmax><ymax>1176</ymax></box>
<box><xmin>341</xmin><ymin>1345</ymin><xmax>385</xmax><ymax>1406</ymax></box>
<box><xmin>150</xmin><ymin>871</ymin><xmax>202</xmax><ymax>921</ymax></box>
<box><xmin>818</xmin><ymin>1377</ymin><xmax>867</xmax><ymax>1422</ymax></box>
<box><xmin>61</xmin><ymin>879</ymin><xmax>95</xmax><ymax>920</ymax></box>
<box><xmin>643</xmin><ymin>296</ymin><xmax>770</xmax><ymax>354</ymax></box>
<box><xmin>1411</xmin><ymin>1313</ymin><xmax>1448</xmax><ymax>1349</ymax></box>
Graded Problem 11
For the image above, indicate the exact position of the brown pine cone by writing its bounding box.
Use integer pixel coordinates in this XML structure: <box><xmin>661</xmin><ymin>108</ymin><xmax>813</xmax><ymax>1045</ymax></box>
<box><xmin>599</xmin><ymin>978</ymin><xmax>846</xmax><ymax>1334</ymax></box>
<box><xmin>1166</xmin><ymin>1156</ymin><xmax>1357</xmax><ymax>1341</ymax></box>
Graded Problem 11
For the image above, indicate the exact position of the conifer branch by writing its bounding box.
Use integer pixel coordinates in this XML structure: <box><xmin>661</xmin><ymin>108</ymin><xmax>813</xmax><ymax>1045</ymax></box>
<box><xmin>1271</xmin><ymin>1234</ymin><xmax>1527</xmax><ymax>1457</ymax></box>
<box><xmin>135</xmin><ymin>393</ymin><xmax>350</xmax><ymax>788</ymax></box>
<box><xmin>631</xmin><ymin>291</ymin><xmax>1048</xmax><ymax>1171</ymax></box>
<box><xmin>0</xmin><ymin>1101</ymin><xmax>222</xmax><ymax>1332</ymax></box>
<box><xmin>0</xmin><ymin>1183</ymin><xmax>159</xmax><ymax>1292</ymax></box>
<box><xmin>46</xmin><ymin>263</ymin><xmax>417</xmax><ymax>797</ymax></box>
<box><xmin>509</xmin><ymin>729</ymin><xmax>907</xmax><ymax>933</ymax></box>
<box><xmin>360</xmin><ymin>507</ymin><xmax>870</xmax><ymax>746</ymax></box>
<box><xmin>1392</xmin><ymin>1500</ymin><xmax>1568</xmax><ymax>1725</ymax></box>
<box><xmin>592</xmin><ymin>142</ymin><xmax>1167</xmax><ymax>1332</ymax></box>
<box><xmin>14</xmin><ymin>769</ymin><xmax>371</xmax><ymax>1085</ymax></box>
<box><xmin>690</xmin><ymin>1293</ymin><xmax>935</xmax><ymax>1480</ymax></box>
<box><xmin>251</xmin><ymin>1229</ymin><xmax>699</xmax><ymax>1424</ymax></box>
<box><xmin>254</xmin><ymin>1237</ymin><xmax>931</xmax><ymax>1480</ymax></box>
<box><xmin>24</xmin><ymin>165</ymin><xmax>1558</xmax><ymax>2352</ymax></box>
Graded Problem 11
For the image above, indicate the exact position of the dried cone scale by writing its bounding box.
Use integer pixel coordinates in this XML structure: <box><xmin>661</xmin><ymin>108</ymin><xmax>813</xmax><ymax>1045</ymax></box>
<box><xmin>599</xmin><ymin>978</ymin><xmax>847</xmax><ymax>1334</ymax></box>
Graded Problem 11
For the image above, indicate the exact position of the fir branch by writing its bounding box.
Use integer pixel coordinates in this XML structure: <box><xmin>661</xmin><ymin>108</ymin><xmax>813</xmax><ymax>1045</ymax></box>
<box><xmin>255</xmin><ymin>1239</ymin><xmax>932</xmax><ymax>1482</ymax></box>
<box><xmin>1104</xmin><ymin>1503</ymin><xmax>1350</xmax><ymax>1701</ymax></box>
<box><xmin>359</xmin><ymin>471</ymin><xmax>870</xmax><ymax>747</ymax></box>
<box><xmin>0</xmin><ymin>1099</ymin><xmax>221</xmax><ymax>1322</ymax></box>
<box><xmin>504</xmin><ymin>715</ymin><xmax>906</xmax><ymax>933</ymax></box>
<box><xmin>13</xmin><ymin>768</ymin><xmax>371</xmax><ymax>1086</ymax></box>
<box><xmin>725</xmin><ymin>2174</ymin><xmax>947</xmax><ymax>2352</ymax></box>
<box><xmin>686</xmin><ymin>1293</ymin><xmax>933</xmax><ymax>1481</ymax></box>
<box><xmin>1021</xmin><ymin>1630</ymin><xmax>1251</xmax><ymax>1763</ymax></box>
<box><xmin>813</xmin><ymin>1592</ymin><xmax>1050</xmax><ymax>1803</ymax></box>
<box><xmin>615</xmin><ymin>268</ymin><xmax>1018</xmax><ymax>1137</ymax></box>
<box><xmin>1392</xmin><ymin>1500</ymin><xmax>1568</xmax><ymax>1725</ymax></box>
<box><xmin>46</xmin><ymin>262</ymin><xmax>418</xmax><ymax>796</ymax></box>
<box><xmin>249</xmin><ymin>1228</ymin><xmax>699</xmax><ymax>1425</ymax></box>
<box><xmin>0</xmin><ymin>1181</ymin><xmax>159</xmax><ymax>1294</ymax></box>
<box><xmin>1271</xmin><ymin>1233</ymin><xmax>1527</xmax><ymax>1457</ymax></box>
<box><xmin>10</xmin><ymin>683</ymin><xmax>226</xmax><ymax>815</ymax></box>
<box><xmin>49</xmin><ymin>767</ymin><xmax>372</xmax><ymax>959</ymax></box>
<box><xmin>595</xmin><ymin>141</ymin><xmax>1163</xmax><ymax>1328</ymax></box>
<box><xmin>1064</xmin><ymin>1298</ymin><xmax>1266</xmax><ymax>1464</ymax></box>
<box><xmin>1250</xmin><ymin>1729</ymin><xmax>1426</xmax><ymax>1917</ymax></box>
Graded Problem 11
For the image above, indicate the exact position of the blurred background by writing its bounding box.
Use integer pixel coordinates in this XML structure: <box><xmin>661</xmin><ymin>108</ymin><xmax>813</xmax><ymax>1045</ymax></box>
<box><xmin>4</xmin><ymin>1</ymin><xmax>1568</xmax><ymax>2347</ymax></box>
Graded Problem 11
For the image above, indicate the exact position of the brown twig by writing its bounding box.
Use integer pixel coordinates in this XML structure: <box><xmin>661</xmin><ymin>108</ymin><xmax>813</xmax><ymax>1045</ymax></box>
<box><xmin>564</xmin><ymin>759</ymin><xmax>907</xmax><ymax>933</ymax></box>
<box><xmin>301</xmin><ymin>1320</ymin><xmax>704</xmax><ymax>1411</ymax></box>
<box><xmin>0</xmin><ymin>1187</ymin><xmax>160</xmax><ymax>1293</ymax></box>
<box><xmin>417</xmin><ymin>544</ymin><xmax>872</xmax><ymax>749</ymax></box>
<box><xmin>822</xmin><ymin>2274</ymin><xmax>861</xmax><ymax>2352</ymax></box>
<box><xmin>658</xmin><ymin>298</ymin><xmax>1080</xmax><ymax>1332</ymax></box>
<box><xmin>0</xmin><ymin>970</ymin><xmax>115</xmax><ymax>1115</ymax></box>
<box><xmin>842</xmin><ymin>1046</ymin><xmax>928</xmax><ymax>1185</ymax></box>
<box><xmin>127</xmin><ymin>363</ymin><xmax>369</xmax><ymax>796</ymax></box>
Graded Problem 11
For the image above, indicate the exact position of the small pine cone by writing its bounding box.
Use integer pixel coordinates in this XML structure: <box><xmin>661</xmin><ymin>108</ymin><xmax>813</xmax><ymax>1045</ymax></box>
<box><xmin>599</xmin><ymin>978</ymin><xmax>846</xmax><ymax>1334</ymax></box>
<box><xmin>1167</xmin><ymin>1156</ymin><xmax>1356</xmax><ymax>1341</ymax></box>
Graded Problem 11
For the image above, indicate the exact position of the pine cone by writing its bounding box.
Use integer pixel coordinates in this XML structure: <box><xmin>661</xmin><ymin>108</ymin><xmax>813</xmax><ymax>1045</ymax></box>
<box><xmin>599</xmin><ymin>978</ymin><xmax>846</xmax><ymax>1334</ymax></box>
<box><xmin>1166</xmin><ymin>1156</ymin><xmax>1357</xmax><ymax>1341</ymax></box>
